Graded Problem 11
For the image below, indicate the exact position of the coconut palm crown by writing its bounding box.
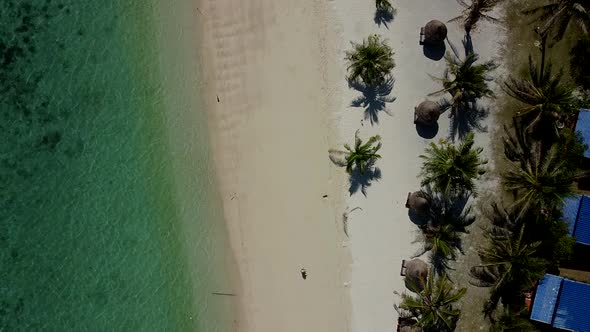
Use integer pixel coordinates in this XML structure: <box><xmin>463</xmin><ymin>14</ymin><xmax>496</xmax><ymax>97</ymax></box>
<box><xmin>502</xmin><ymin>146</ymin><xmax>578</xmax><ymax>220</ymax></box>
<box><xmin>503</xmin><ymin>56</ymin><xmax>575</xmax><ymax>133</ymax></box>
<box><xmin>375</xmin><ymin>0</ymin><xmax>393</xmax><ymax>11</ymax></box>
<box><xmin>343</xmin><ymin>130</ymin><xmax>382</xmax><ymax>174</ymax></box>
<box><xmin>396</xmin><ymin>271</ymin><xmax>466</xmax><ymax>332</ymax></box>
<box><xmin>430</xmin><ymin>52</ymin><xmax>496</xmax><ymax>115</ymax></box>
<box><xmin>345</xmin><ymin>34</ymin><xmax>395</xmax><ymax>86</ymax></box>
<box><xmin>419</xmin><ymin>132</ymin><xmax>487</xmax><ymax>196</ymax></box>
<box><xmin>523</xmin><ymin>0</ymin><xmax>590</xmax><ymax>42</ymax></box>
<box><xmin>449</xmin><ymin>0</ymin><xmax>503</xmax><ymax>33</ymax></box>
<box><xmin>470</xmin><ymin>224</ymin><xmax>546</xmax><ymax>312</ymax></box>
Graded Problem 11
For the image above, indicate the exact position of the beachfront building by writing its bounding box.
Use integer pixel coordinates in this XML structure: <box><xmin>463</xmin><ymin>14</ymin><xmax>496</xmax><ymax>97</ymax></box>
<box><xmin>562</xmin><ymin>194</ymin><xmax>590</xmax><ymax>246</ymax></box>
<box><xmin>575</xmin><ymin>109</ymin><xmax>590</xmax><ymax>160</ymax></box>
<box><xmin>530</xmin><ymin>274</ymin><xmax>590</xmax><ymax>331</ymax></box>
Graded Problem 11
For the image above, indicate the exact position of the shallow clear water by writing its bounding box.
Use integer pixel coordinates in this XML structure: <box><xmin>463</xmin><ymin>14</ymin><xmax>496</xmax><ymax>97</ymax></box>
<box><xmin>0</xmin><ymin>1</ymin><xmax>232</xmax><ymax>330</ymax></box>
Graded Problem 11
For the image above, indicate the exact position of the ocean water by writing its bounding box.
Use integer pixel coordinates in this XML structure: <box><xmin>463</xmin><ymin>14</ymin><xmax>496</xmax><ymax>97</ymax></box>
<box><xmin>0</xmin><ymin>0</ymin><xmax>234</xmax><ymax>331</ymax></box>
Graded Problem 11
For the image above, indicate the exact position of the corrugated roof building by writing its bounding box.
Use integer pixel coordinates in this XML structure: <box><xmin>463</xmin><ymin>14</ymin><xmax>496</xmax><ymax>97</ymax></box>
<box><xmin>562</xmin><ymin>194</ymin><xmax>590</xmax><ymax>246</ymax></box>
<box><xmin>531</xmin><ymin>274</ymin><xmax>590</xmax><ymax>331</ymax></box>
<box><xmin>575</xmin><ymin>109</ymin><xmax>590</xmax><ymax>159</ymax></box>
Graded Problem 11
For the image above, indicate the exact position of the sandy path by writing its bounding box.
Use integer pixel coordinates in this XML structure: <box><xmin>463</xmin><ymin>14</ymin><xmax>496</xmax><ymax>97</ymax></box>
<box><xmin>196</xmin><ymin>0</ymin><xmax>350</xmax><ymax>331</ymax></box>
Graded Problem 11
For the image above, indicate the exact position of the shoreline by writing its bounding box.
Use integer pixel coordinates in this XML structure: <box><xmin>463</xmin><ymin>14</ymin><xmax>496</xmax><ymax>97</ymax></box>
<box><xmin>196</xmin><ymin>0</ymin><xmax>352</xmax><ymax>331</ymax></box>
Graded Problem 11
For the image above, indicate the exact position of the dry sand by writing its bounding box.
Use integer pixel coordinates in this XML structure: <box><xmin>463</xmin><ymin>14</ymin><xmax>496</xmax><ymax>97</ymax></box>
<box><xmin>196</xmin><ymin>0</ymin><xmax>506</xmax><ymax>331</ymax></box>
<box><xmin>197</xmin><ymin>0</ymin><xmax>350</xmax><ymax>331</ymax></box>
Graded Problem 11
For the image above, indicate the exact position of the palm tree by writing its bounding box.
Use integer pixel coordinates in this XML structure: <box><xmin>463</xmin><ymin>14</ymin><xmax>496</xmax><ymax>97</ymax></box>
<box><xmin>449</xmin><ymin>0</ymin><xmax>503</xmax><ymax>34</ymax></box>
<box><xmin>523</xmin><ymin>0</ymin><xmax>590</xmax><ymax>43</ymax></box>
<box><xmin>470</xmin><ymin>224</ymin><xmax>546</xmax><ymax>313</ymax></box>
<box><xmin>417</xmin><ymin>223</ymin><xmax>464</xmax><ymax>273</ymax></box>
<box><xmin>503</xmin><ymin>56</ymin><xmax>575</xmax><ymax>136</ymax></box>
<box><xmin>413</xmin><ymin>189</ymin><xmax>475</xmax><ymax>274</ymax></box>
<box><xmin>375</xmin><ymin>0</ymin><xmax>393</xmax><ymax>11</ymax></box>
<box><xmin>490</xmin><ymin>306</ymin><xmax>537</xmax><ymax>332</ymax></box>
<box><xmin>502</xmin><ymin>146</ymin><xmax>577</xmax><ymax>220</ymax></box>
<box><xmin>330</xmin><ymin>130</ymin><xmax>382</xmax><ymax>175</ymax></box>
<box><xmin>429</xmin><ymin>52</ymin><xmax>496</xmax><ymax>117</ymax></box>
<box><xmin>374</xmin><ymin>0</ymin><xmax>396</xmax><ymax>27</ymax></box>
<box><xmin>396</xmin><ymin>271</ymin><xmax>466</xmax><ymax>332</ymax></box>
<box><xmin>345</xmin><ymin>34</ymin><xmax>395</xmax><ymax>86</ymax></box>
<box><xmin>503</xmin><ymin>118</ymin><xmax>537</xmax><ymax>169</ymax></box>
<box><xmin>419</xmin><ymin>132</ymin><xmax>487</xmax><ymax>196</ymax></box>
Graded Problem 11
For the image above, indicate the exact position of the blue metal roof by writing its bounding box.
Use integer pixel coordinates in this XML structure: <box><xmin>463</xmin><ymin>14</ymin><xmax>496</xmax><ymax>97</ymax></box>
<box><xmin>553</xmin><ymin>279</ymin><xmax>590</xmax><ymax>331</ymax></box>
<box><xmin>531</xmin><ymin>274</ymin><xmax>590</xmax><ymax>331</ymax></box>
<box><xmin>563</xmin><ymin>195</ymin><xmax>582</xmax><ymax>236</ymax></box>
<box><xmin>575</xmin><ymin>109</ymin><xmax>590</xmax><ymax>158</ymax></box>
<box><xmin>575</xmin><ymin>196</ymin><xmax>590</xmax><ymax>245</ymax></box>
<box><xmin>561</xmin><ymin>194</ymin><xmax>590</xmax><ymax>246</ymax></box>
<box><xmin>531</xmin><ymin>274</ymin><xmax>563</xmax><ymax>324</ymax></box>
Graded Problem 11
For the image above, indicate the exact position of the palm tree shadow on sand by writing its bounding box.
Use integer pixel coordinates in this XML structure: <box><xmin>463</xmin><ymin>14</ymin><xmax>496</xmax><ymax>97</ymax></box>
<box><xmin>410</xmin><ymin>188</ymin><xmax>475</xmax><ymax>275</ymax></box>
<box><xmin>350</xmin><ymin>78</ymin><xmax>396</xmax><ymax>125</ymax></box>
<box><xmin>444</xmin><ymin>99</ymin><xmax>489</xmax><ymax>142</ymax></box>
<box><xmin>348</xmin><ymin>161</ymin><xmax>382</xmax><ymax>197</ymax></box>
<box><xmin>374</xmin><ymin>7</ymin><xmax>396</xmax><ymax>28</ymax></box>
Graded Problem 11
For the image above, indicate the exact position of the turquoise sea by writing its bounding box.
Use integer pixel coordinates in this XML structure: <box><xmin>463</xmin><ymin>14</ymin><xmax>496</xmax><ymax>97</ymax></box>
<box><xmin>0</xmin><ymin>1</ymin><xmax>234</xmax><ymax>331</ymax></box>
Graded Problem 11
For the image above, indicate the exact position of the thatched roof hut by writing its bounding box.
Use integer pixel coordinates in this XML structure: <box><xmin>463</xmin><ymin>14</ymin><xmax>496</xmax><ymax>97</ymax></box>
<box><xmin>405</xmin><ymin>191</ymin><xmax>430</xmax><ymax>213</ymax></box>
<box><xmin>414</xmin><ymin>100</ymin><xmax>441</xmax><ymax>125</ymax></box>
<box><xmin>404</xmin><ymin>259</ymin><xmax>429</xmax><ymax>291</ymax></box>
<box><xmin>423</xmin><ymin>20</ymin><xmax>447</xmax><ymax>44</ymax></box>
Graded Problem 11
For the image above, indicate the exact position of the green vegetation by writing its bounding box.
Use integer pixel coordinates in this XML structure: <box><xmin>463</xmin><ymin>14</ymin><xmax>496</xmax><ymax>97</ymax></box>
<box><xmin>375</xmin><ymin>0</ymin><xmax>393</xmax><ymax>11</ymax></box>
<box><xmin>503</xmin><ymin>146</ymin><xmax>577</xmax><ymax>219</ymax></box>
<box><xmin>396</xmin><ymin>271</ymin><xmax>466</xmax><ymax>332</ymax></box>
<box><xmin>429</xmin><ymin>52</ymin><xmax>496</xmax><ymax>118</ymax></box>
<box><xmin>471</xmin><ymin>223</ymin><xmax>546</xmax><ymax>313</ymax></box>
<box><xmin>341</xmin><ymin>130</ymin><xmax>382</xmax><ymax>174</ymax></box>
<box><xmin>523</xmin><ymin>0</ymin><xmax>590</xmax><ymax>42</ymax></box>
<box><xmin>345</xmin><ymin>34</ymin><xmax>395</xmax><ymax>86</ymax></box>
<box><xmin>504</xmin><ymin>56</ymin><xmax>576</xmax><ymax>137</ymax></box>
<box><xmin>419</xmin><ymin>133</ymin><xmax>487</xmax><ymax>196</ymax></box>
<box><xmin>490</xmin><ymin>307</ymin><xmax>537</xmax><ymax>332</ymax></box>
<box><xmin>342</xmin><ymin>1</ymin><xmax>590</xmax><ymax>329</ymax></box>
<box><xmin>449</xmin><ymin>0</ymin><xmax>503</xmax><ymax>33</ymax></box>
<box><xmin>469</xmin><ymin>0</ymin><xmax>590</xmax><ymax>325</ymax></box>
<box><xmin>570</xmin><ymin>35</ymin><xmax>590</xmax><ymax>89</ymax></box>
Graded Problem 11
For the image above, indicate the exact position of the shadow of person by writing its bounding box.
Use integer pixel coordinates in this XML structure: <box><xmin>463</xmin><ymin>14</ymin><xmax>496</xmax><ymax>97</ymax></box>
<box><xmin>423</xmin><ymin>42</ymin><xmax>446</xmax><ymax>61</ymax></box>
<box><xmin>415</xmin><ymin>122</ymin><xmax>439</xmax><ymax>139</ymax></box>
<box><xmin>350</xmin><ymin>78</ymin><xmax>396</xmax><ymax>125</ymax></box>
<box><xmin>374</xmin><ymin>7</ymin><xmax>396</xmax><ymax>28</ymax></box>
<box><xmin>348</xmin><ymin>161</ymin><xmax>382</xmax><ymax>197</ymax></box>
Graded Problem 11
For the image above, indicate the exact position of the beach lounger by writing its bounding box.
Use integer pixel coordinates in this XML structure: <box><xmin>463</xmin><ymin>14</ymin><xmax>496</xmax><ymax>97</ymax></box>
<box><xmin>400</xmin><ymin>259</ymin><xmax>407</xmax><ymax>276</ymax></box>
<box><xmin>419</xmin><ymin>27</ymin><xmax>425</xmax><ymax>45</ymax></box>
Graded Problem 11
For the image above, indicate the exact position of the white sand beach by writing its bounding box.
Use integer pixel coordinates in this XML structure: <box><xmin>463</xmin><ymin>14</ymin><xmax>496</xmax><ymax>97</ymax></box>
<box><xmin>197</xmin><ymin>0</ymin><xmax>506</xmax><ymax>330</ymax></box>
<box><xmin>328</xmin><ymin>0</ymin><xmax>505</xmax><ymax>331</ymax></box>
<box><xmin>197</xmin><ymin>0</ymin><xmax>350</xmax><ymax>331</ymax></box>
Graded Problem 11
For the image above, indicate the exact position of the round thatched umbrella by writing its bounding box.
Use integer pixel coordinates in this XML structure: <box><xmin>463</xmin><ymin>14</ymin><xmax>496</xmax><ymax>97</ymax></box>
<box><xmin>405</xmin><ymin>191</ymin><xmax>430</xmax><ymax>213</ymax></box>
<box><xmin>424</xmin><ymin>20</ymin><xmax>447</xmax><ymax>44</ymax></box>
<box><xmin>404</xmin><ymin>259</ymin><xmax>429</xmax><ymax>291</ymax></box>
<box><xmin>414</xmin><ymin>100</ymin><xmax>441</xmax><ymax>125</ymax></box>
